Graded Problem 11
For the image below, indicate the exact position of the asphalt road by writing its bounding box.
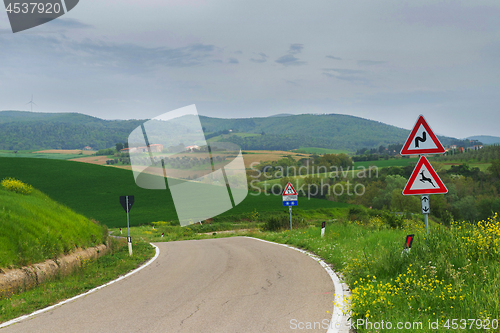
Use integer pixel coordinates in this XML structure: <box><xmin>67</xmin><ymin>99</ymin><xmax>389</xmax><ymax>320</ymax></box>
<box><xmin>2</xmin><ymin>237</ymin><xmax>335</xmax><ymax>333</ymax></box>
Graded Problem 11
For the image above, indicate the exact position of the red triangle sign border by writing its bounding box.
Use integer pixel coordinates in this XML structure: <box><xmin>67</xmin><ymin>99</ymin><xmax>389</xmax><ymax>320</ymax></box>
<box><xmin>282</xmin><ymin>182</ymin><xmax>298</xmax><ymax>196</ymax></box>
<box><xmin>402</xmin><ymin>156</ymin><xmax>448</xmax><ymax>195</ymax></box>
<box><xmin>400</xmin><ymin>115</ymin><xmax>445</xmax><ymax>155</ymax></box>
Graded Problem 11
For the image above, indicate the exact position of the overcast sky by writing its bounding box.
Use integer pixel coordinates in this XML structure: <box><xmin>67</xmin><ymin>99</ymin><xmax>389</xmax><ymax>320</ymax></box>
<box><xmin>1</xmin><ymin>0</ymin><xmax>499</xmax><ymax>138</ymax></box>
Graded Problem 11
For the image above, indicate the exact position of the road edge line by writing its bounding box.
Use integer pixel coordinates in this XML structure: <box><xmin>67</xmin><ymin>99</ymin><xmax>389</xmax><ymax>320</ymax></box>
<box><xmin>0</xmin><ymin>243</ymin><xmax>160</xmax><ymax>329</ymax></box>
<box><xmin>245</xmin><ymin>237</ymin><xmax>351</xmax><ymax>333</ymax></box>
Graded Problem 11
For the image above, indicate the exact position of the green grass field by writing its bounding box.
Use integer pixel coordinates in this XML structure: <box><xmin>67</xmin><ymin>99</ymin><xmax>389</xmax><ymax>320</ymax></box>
<box><xmin>438</xmin><ymin>161</ymin><xmax>492</xmax><ymax>172</ymax></box>
<box><xmin>0</xmin><ymin>158</ymin><xmax>350</xmax><ymax>228</ymax></box>
<box><xmin>0</xmin><ymin>152</ymin><xmax>85</xmax><ymax>160</ymax></box>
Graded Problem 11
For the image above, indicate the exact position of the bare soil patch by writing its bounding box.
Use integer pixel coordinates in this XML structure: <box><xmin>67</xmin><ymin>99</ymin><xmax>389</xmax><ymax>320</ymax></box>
<box><xmin>34</xmin><ymin>149</ymin><xmax>94</xmax><ymax>155</ymax></box>
<box><xmin>69</xmin><ymin>156</ymin><xmax>109</xmax><ymax>165</ymax></box>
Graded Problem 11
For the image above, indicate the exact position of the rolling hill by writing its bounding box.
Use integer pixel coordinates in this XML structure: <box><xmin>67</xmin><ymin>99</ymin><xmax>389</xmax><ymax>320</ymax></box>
<box><xmin>0</xmin><ymin>110</ymin><xmax>460</xmax><ymax>152</ymax></box>
<box><xmin>466</xmin><ymin>135</ymin><xmax>500</xmax><ymax>145</ymax></box>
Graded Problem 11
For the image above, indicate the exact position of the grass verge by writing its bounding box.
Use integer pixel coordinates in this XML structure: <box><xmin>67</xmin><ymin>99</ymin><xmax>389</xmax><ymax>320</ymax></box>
<box><xmin>0</xmin><ymin>180</ymin><xmax>105</xmax><ymax>268</ymax></box>
<box><xmin>0</xmin><ymin>238</ymin><xmax>155</xmax><ymax>324</ymax></box>
<box><xmin>252</xmin><ymin>215</ymin><xmax>500</xmax><ymax>332</ymax></box>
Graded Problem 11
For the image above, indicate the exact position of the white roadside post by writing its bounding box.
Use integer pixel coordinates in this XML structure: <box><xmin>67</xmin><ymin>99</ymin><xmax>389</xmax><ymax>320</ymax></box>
<box><xmin>126</xmin><ymin>196</ymin><xmax>132</xmax><ymax>255</ymax></box>
<box><xmin>282</xmin><ymin>182</ymin><xmax>298</xmax><ymax>232</ymax></box>
<box><xmin>321</xmin><ymin>221</ymin><xmax>325</xmax><ymax>238</ymax></box>
<box><xmin>119</xmin><ymin>195</ymin><xmax>135</xmax><ymax>255</ymax></box>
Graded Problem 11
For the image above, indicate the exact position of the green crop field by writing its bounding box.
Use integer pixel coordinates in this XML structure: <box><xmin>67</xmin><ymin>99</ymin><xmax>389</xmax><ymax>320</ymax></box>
<box><xmin>0</xmin><ymin>152</ymin><xmax>85</xmax><ymax>160</ymax></box>
<box><xmin>0</xmin><ymin>158</ymin><xmax>349</xmax><ymax>228</ymax></box>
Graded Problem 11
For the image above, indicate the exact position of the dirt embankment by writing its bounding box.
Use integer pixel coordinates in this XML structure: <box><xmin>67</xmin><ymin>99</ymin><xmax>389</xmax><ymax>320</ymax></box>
<box><xmin>0</xmin><ymin>244</ymin><xmax>109</xmax><ymax>297</ymax></box>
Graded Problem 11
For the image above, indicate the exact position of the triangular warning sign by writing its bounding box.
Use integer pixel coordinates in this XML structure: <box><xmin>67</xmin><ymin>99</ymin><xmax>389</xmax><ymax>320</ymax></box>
<box><xmin>403</xmin><ymin>156</ymin><xmax>447</xmax><ymax>195</ymax></box>
<box><xmin>283</xmin><ymin>182</ymin><xmax>297</xmax><ymax>196</ymax></box>
<box><xmin>400</xmin><ymin>115</ymin><xmax>445</xmax><ymax>155</ymax></box>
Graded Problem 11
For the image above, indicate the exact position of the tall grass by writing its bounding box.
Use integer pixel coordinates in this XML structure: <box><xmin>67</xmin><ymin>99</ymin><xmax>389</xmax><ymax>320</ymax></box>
<box><xmin>255</xmin><ymin>214</ymin><xmax>500</xmax><ymax>332</ymax></box>
<box><xmin>0</xmin><ymin>182</ymin><xmax>104</xmax><ymax>268</ymax></box>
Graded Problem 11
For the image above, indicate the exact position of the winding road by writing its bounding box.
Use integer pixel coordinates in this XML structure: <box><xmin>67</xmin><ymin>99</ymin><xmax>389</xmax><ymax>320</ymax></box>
<box><xmin>1</xmin><ymin>237</ymin><xmax>337</xmax><ymax>333</ymax></box>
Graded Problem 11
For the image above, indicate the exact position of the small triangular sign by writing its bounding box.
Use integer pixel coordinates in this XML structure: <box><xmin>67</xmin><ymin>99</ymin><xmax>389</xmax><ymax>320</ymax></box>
<box><xmin>283</xmin><ymin>182</ymin><xmax>297</xmax><ymax>196</ymax></box>
<box><xmin>403</xmin><ymin>156</ymin><xmax>447</xmax><ymax>195</ymax></box>
<box><xmin>400</xmin><ymin>115</ymin><xmax>445</xmax><ymax>155</ymax></box>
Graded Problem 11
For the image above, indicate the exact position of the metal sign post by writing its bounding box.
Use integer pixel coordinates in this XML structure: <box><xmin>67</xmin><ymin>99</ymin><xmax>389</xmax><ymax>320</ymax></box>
<box><xmin>120</xmin><ymin>195</ymin><xmax>135</xmax><ymax>255</ymax></box>
<box><xmin>282</xmin><ymin>182</ymin><xmax>298</xmax><ymax>232</ymax></box>
<box><xmin>421</xmin><ymin>195</ymin><xmax>430</xmax><ymax>235</ymax></box>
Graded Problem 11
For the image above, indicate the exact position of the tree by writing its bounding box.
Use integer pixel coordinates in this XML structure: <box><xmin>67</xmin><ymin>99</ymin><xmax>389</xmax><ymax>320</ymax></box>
<box><xmin>116</xmin><ymin>143</ymin><xmax>124</xmax><ymax>152</ymax></box>
<box><xmin>487</xmin><ymin>160</ymin><xmax>500</xmax><ymax>179</ymax></box>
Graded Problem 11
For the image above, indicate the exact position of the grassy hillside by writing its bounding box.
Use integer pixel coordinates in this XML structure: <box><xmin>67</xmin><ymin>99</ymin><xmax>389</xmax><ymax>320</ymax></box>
<box><xmin>0</xmin><ymin>180</ymin><xmax>104</xmax><ymax>268</ymax></box>
<box><xmin>0</xmin><ymin>158</ymin><xmax>349</xmax><ymax>228</ymax></box>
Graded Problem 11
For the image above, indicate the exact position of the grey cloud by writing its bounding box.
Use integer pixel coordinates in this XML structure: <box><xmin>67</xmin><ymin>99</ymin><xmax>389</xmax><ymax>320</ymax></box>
<box><xmin>289</xmin><ymin>43</ymin><xmax>304</xmax><ymax>54</ymax></box>
<box><xmin>0</xmin><ymin>34</ymin><xmax>223</xmax><ymax>80</ymax></box>
<box><xmin>357</xmin><ymin>60</ymin><xmax>386</xmax><ymax>66</ymax></box>
<box><xmin>250</xmin><ymin>52</ymin><xmax>268</xmax><ymax>63</ymax></box>
<box><xmin>323</xmin><ymin>70</ymin><xmax>370</xmax><ymax>85</ymax></box>
<box><xmin>275</xmin><ymin>54</ymin><xmax>306</xmax><ymax>66</ymax></box>
<box><xmin>323</xmin><ymin>68</ymin><xmax>365</xmax><ymax>75</ymax></box>
<box><xmin>326</xmin><ymin>55</ymin><xmax>342</xmax><ymax>60</ymax></box>
<box><xmin>228</xmin><ymin>57</ymin><xmax>239</xmax><ymax>64</ymax></box>
<box><xmin>286</xmin><ymin>80</ymin><xmax>301</xmax><ymax>86</ymax></box>
<box><xmin>275</xmin><ymin>44</ymin><xmax>306</xmax><ymax>66</ymax></box>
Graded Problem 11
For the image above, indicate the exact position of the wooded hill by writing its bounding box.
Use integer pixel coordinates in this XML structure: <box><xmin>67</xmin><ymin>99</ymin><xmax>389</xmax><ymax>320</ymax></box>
<box><xmin>0</xmin><ymin>111</ymin><xmax>144</xmax><ymax>150</ymax></box>
<box><xmin>0</xmin><ymin>110</ymin><xmax>460</xmax><ymax>151</ymax></box>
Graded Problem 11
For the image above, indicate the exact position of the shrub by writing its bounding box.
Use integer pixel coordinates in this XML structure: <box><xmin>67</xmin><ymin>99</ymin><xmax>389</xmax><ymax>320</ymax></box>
<box><xmin>262</xmin><ymin>213</ymin><xmax>307</xmax><ymax>231</ymax></box>
<box><xmin>1</xmin><ymin>177</ymin><xmax>33</xmax><ymax>195</ymax></box>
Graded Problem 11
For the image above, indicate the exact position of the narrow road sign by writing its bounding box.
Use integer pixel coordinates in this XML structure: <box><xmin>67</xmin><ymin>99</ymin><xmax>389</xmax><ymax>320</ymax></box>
<box><xmin>400</xmin><ymin>115</ymin><xmax>445</xmax><ymax>155</ymax></box>
<box><xmin>402</xmin><ymin>156</ymin><xmax>447</xmax><ymax>195</ymax></box>
<box><xmin>421</xmin><ymin>195</ymin><xmax>430</xmax><ymax>214</ymax></box>
<box><xmin>120</xmin><ymin>195</ymin><xmax>135</xmax><ymax>213</ymax></box>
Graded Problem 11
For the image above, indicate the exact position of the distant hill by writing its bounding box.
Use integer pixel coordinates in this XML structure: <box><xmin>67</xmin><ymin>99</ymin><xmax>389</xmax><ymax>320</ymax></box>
<box><xmin>199</xmin><ymin>113</ymin><xmax>458</xmax><ymax>152</ymax></box>
<box><xmin>0</xmin><ymin>110</ymin><xmax>104</xmax><ymax>124</ymax></box>
<box><xmin>0</xmin><ymin>110</ymin><xmax>460</xmax><ymax>151</ymax></box>
<box><xmin>466</xmin><ymin>135</ymin><xmax>500</xmax><ymax>145</ymax></box>
<box><xmin>0</xmin><ymin>111</ymin><xmax>144</xmax><ymax>150</ymax></box>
